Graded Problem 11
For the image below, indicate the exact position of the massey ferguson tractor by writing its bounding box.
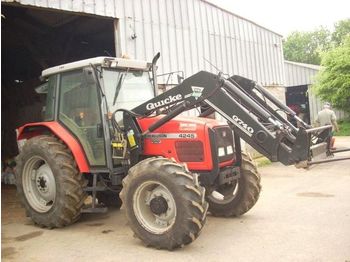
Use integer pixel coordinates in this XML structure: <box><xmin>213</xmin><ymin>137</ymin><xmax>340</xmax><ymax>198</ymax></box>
<box><xmin>16</xmin><ymin>54</ymin><xmax>338</xmax><ymax>250</ymax></box>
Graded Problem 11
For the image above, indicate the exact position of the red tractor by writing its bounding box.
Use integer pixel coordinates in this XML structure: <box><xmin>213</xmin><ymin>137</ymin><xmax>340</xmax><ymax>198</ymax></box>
<box><xmin>16</xmin><ymin>54</ymin><xmax>333</xmax><ymax>250</ymax></box>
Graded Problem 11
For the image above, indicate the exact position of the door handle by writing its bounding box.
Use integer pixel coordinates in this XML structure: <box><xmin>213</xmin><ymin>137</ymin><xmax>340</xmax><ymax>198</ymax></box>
<box><xmin>96</xmin><ymin>124</ymin><xmax>103</xmax><ymax>138</ymax></box>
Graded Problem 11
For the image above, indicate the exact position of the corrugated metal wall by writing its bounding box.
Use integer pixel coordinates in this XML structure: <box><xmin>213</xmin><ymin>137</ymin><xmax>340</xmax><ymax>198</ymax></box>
<box><xmin>3</xmin><ymin>0</ymin><xmax>285</xmax><ymax>87</ymax></box>
<box><xmin>284</xmin><ymin>61</ymin><xmax>320</xmax><ymax>86</ymax></box>
<box><xmin>118</xmin><ymin>0</ymin><xmax>284</xmax><ymax>86</ymax></box>
<box><xmin>284</xmin><ymin>61</ymin><xmax>347</xmax><ymax>123</ymax></box>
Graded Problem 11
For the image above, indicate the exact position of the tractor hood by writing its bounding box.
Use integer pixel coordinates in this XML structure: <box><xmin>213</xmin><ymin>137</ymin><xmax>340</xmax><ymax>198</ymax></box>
<box><xmin>137</xmin><ymin>115</ymin><xmax>228</xmax><ymax>133</ymax></box>
<box><xmin>137</xmin><ymin>115</ymin><xmax>233</xmax><ymax>171</ymax></box>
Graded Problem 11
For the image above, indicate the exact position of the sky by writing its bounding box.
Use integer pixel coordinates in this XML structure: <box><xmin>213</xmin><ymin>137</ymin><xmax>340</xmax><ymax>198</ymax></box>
<box><xmin>208</xmin><ymin>0</ymin><xmax>350</xmax><ymax>37</ymax></box>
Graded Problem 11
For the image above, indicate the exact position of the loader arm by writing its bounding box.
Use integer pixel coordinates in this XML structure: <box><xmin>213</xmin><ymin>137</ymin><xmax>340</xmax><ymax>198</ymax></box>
<box><xmin>129</xmin><ymin>71</ymin><xmax>332</xmax><ymax>166</ymax></box>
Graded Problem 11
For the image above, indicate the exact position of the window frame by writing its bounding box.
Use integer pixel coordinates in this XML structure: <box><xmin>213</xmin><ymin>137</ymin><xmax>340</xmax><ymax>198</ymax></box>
<box><xmin>41</xmin><ymin>74</ymin><xmax>58</xmax><ymax>122</ymax></box>
<box><xmin>56</xmin><ymin>68</ymin><xmax>108</xmax><ymax>169</ymax></box>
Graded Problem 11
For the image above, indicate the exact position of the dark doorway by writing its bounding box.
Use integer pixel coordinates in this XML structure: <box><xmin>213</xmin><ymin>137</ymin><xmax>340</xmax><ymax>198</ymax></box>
<box><xmin>1</xmin><ymin>4</ymin><xmax>116</xmax><ymax>161</ymax></box>
<box><xmin>285</xmin><ymin>85</ymin><xmax>310</xmax><ymax>126</ymax></box>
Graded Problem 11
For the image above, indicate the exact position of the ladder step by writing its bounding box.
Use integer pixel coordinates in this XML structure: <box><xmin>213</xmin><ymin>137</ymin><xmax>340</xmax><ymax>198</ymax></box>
<box><xmin>82</xmin><ymin>206</ymin><xmax>108</xmax><ymax>213</ymax></box>
<box><xmin>83</xmin><ymin>186</ymin><xmax>106</xmax><ymax>192</ymax></box>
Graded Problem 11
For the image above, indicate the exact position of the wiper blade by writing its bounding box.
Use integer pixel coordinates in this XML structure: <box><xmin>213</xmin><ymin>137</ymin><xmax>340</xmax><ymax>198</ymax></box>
<box><xmin>113</xmin><ymin>74</ymin><xmax>124</xmax><ymax>106</ymax></box>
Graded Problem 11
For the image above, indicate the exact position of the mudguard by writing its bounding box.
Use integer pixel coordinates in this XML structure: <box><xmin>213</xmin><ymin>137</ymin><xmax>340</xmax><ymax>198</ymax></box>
<box><xmin>17</xmin><ymin>121</ymin><xmax>90</xmax><ymax>173</ymax></box>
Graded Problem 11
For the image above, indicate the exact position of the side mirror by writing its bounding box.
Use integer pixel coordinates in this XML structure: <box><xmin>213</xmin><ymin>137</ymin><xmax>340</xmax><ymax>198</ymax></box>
<box><xmin>177</xmin><ymin>74</ymin><xmax>184</xmax><ymax>84</ymax></box>
<box><xmin>82</xmin><ymin>68</ymin><xmax>96</xmax><ymax>87</ymax></box>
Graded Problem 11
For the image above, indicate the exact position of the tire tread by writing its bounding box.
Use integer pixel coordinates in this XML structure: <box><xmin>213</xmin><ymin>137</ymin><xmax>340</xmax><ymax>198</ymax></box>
<box><xmin>16</xmin><ymin>135</ymin><xmax>87</xmax><ymax>228</ymax></box>
<box><xmin>120</xmin><ymin>157</ymin><xmax>207</xmax><ymax>250</ymax></box>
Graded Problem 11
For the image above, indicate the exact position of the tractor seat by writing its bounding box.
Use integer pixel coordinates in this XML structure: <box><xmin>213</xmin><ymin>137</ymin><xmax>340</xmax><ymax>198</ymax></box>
<box><xmin>69</xmin><ymin>107</ymin><xmax>98</xmax><ymax>127</ymax></box>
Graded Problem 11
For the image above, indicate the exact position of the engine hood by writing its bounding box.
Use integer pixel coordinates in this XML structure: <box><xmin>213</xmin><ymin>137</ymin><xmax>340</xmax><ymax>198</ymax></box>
<box><xmin>137</xmin><ymin>115</ymin><xmax>228</xmax><ymax>133</ymax></box>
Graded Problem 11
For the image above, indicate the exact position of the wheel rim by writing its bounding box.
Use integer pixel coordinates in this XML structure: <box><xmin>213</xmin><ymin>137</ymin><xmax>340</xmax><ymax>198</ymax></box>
<box><xmin>133</xmin><ymin>181</ymin><xmax>176</xmax><ymax>234</ymax></box>
<box><xmin>22</xmin><ymin>156</ymin><xmax>56</xmax><ymax>213</ymax></box>
<box><xmin>208</xmin><ymin>181</ymin><xmax>240</xmax><ymax>204</ymax></box>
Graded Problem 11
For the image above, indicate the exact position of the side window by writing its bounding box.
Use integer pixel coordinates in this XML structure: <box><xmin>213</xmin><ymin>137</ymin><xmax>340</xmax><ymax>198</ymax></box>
<box><xmin>58</xmin><ymin>70</ymin><xmax>106</xmax><ymax>166</ymax></box>
<box><xmin>43</xmin><ymin>75</ymin><xmax>57</xmax><ymax>121</ymax></box>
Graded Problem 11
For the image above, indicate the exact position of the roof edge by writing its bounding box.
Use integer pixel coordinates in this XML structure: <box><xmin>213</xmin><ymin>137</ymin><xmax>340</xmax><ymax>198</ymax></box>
<box><xmin>284</xmin><ymin>60</ymin><xmax>321</xmax><ymax>70</ymax></box>
<box><xmin>42</xmin><ymin>57</ymin><xmax>151</xmax><ymax>78</ymax></box>
<box><xmin>203</xmin><ymin>0</ymin><xmax>283</xmax><ymax>37</ymax></box>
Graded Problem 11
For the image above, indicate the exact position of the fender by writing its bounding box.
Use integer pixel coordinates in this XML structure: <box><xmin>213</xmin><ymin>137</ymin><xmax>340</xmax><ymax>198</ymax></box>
<box><xmin>17</xmin><ymin>121</ymin><xmax>90</xmax><ymax>173</ymax></box>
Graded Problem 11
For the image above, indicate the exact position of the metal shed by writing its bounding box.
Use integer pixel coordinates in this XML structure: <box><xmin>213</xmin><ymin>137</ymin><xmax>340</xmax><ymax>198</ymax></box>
<box><xmin>284</xmin><ymin>60</ymin><xmax>347</xmax><ymax>124</ymax></box>
<box><xmin>2</xmin><ymin>0</ymin><xmax>285</xmax><ymax>86</ymax></box>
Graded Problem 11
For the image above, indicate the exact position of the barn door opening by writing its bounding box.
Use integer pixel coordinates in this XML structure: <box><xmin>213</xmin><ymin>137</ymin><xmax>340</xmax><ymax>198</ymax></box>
<box><xmin>1</xmin><ymin>4</ymin><xmax>116</xmax><ymax>160</ymax></box>
<box><xmin>285</xmin><ymin>85</ymin><xmax>310</xmax><ymax>126</ymax></box>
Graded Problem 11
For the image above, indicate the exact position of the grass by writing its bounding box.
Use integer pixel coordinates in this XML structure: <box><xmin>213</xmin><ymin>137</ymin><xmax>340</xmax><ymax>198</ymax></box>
<box><xmin>254</xmin><ymin>156</ymin><xmax>271</xmax><ymax>167</ymax></box>
<box><xmin>334</xmin><ymin>119</ymin><xmax>350</xmax><ymax>136</ymax></box>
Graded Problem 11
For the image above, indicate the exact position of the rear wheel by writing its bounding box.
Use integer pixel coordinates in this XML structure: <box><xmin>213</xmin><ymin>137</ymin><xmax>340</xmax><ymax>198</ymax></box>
<box><xmin>207</xmin><ymin>154</ymin><xmax>261</xmax><ymax>217</ymax></box>
<box><xmin>120</xmin><ymin>157</ymin><xmax>208</xmax><ymax>250</ymax></box>
<box><xmin>16</xmin><ymin>135</ymin><xmax>87</xmax><ymax>228</ymax></box>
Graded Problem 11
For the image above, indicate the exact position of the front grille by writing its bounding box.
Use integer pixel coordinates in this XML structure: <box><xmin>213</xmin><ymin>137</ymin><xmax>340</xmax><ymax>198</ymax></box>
<box><xmin>213</xmin><ymin>126</ymin><xmax>234</xmax><ymax>162</ymax></box>
<box><xmin>175</xmin><ymin>141</ymin><xmax>204</xmax><ymax>162</ymax></box>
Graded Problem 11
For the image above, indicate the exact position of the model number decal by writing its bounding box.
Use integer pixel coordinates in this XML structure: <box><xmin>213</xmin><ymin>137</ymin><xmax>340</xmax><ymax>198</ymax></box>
<box><xmin>232</xmin><ymin>115</ymin><xmax>254</xmax><ymax>135</ymax></box>
<box><xmin>146</xmin><ymin>133</ymin><xmax>197</xmax><ymax>139</ymax></box>
<box><xmin>178</xmin><ymin>133</ymin><xmax>196</xmax><ymax>139</ymax></box>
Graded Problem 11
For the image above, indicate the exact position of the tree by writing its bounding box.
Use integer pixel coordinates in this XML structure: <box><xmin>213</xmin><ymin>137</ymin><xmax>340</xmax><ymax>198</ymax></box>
<box><xmin>332</xmin><ymin>19</ymin><xmax>350</xmax><ymax>47</ymax></box>
<box><xmin>283</xmin><ymin>27</ymin><xmax>331</xmax><ymax>65</ymax></box>
<box><xmin>313</xmin><ymin>36</ymin><xmax>350</xmax><ymax>113</ymax></box>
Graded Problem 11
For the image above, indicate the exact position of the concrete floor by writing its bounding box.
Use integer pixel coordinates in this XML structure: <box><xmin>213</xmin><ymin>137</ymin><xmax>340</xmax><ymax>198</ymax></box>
<box><xmin>2</xmin><ymin>137</ymin><xmax>350</xmax><ymax>262</ymax></box>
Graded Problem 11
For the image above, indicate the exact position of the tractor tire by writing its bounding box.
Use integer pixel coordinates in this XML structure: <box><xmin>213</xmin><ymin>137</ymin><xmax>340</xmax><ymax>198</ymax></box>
<box><xmin>16</xmin><ymin>135</ymin><xmax>87</xmax><ymax>228</ymax></box>
<box><xmin>97</xmin><ymin>191</ymin><xmax>122</xmax><ymax>208</ymax></box>
<box><xmin>120</xmin><ymin>157</ymin><xmax>208</xmax><ymax>250</ymax></box>
<box><xmin>207</xmin><ymin>153</ymin><xmax>261</xmax><ymax>217</ymax></box>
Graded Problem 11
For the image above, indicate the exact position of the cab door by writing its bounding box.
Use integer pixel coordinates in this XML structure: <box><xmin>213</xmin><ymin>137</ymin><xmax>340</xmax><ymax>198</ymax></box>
<box><xmin>58</xmin><ymin>69</ymin><xmax>106</xmax><ymax>167</ymax></box>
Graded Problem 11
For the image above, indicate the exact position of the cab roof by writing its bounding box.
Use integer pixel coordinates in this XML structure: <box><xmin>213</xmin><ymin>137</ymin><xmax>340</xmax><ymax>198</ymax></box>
<box><xmin>41</xmin><ymin>57</ymin><xmax>152</xmax><ymax>78</ymax></box>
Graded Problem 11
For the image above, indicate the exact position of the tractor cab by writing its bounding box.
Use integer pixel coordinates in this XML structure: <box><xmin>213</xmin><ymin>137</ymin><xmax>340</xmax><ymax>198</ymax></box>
<box><xmin>37</xmin><ymin>57</ymin><xmax>157</xmax><ymax>168</ymax></box>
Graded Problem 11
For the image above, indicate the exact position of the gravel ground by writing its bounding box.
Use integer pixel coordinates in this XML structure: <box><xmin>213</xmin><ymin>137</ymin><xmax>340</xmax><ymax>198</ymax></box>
<box><xmin>2</xmin><ymin>136</ymin><xmax>350</xmax><ymax>262</ymax></box>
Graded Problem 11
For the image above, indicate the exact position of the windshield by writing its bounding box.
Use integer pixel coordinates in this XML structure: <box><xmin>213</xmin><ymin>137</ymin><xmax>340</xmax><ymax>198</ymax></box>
<box><xmin>103</xmin><ymin>69</ymin><xmax>155</xmax><ymax>120</ymax></box>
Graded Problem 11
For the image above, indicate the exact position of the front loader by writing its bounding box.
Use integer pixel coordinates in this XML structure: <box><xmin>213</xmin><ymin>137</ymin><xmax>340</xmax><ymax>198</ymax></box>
<box><xmin>15</xmin><ymin>54</ymin><xmax>348</xmax><ymax>250</ymax></box>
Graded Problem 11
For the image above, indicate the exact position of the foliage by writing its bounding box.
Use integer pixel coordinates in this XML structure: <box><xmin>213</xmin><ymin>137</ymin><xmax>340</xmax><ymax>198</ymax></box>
<box><xmin>255</xmin><ymin>157</ymin><xmax>271</xmax><ymax>167</ymax></box>
<box><xmin>313</xmin><ymin>36</ymin><xmax>350</xmax><ymax>113</ymax></box>
<box><xmin>283</xmin><ymin>27</ymin><xmax>331</xmax><ymax>65</ymax></box>
<box><xmin>334</xmin><ymin>119</ymin><xmax>350</xmax><ymax>136</ymax></box>
<box><xmin>283</xmin><ymin>19</ymin><xmax>350</xmax><ymax>65</ymax></box>
<box><xmin>284</xmin><ymin>19</ymin><xmax>350</xmax><ymax>112</ymax></box>
<box><xmin>332</xmin><ymin>19</ymin><xmax>350</xmax><ymax>47</ymax></box>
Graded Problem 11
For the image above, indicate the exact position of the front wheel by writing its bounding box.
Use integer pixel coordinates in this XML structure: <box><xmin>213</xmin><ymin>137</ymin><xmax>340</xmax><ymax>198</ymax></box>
<box><xmin>120</xmin><ymin>157</ymin><xmax>208</xmax><ymax>250</ymax></box>
<box><xmin>206</xmin><ymin>154</ymin><xmax>261</xmax><ymax>217</ymax></box>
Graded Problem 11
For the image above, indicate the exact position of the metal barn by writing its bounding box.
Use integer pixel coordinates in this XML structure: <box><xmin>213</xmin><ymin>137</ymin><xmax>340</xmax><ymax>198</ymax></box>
<box><xmin>284</xmin><ymin>60</ymin><xmax>347</xmax><ymax>124</ymax></box>
<box><xmin>2</xmin><ymin>0</ymin><xmax>285</xmax><ymax>84</ymax></box>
